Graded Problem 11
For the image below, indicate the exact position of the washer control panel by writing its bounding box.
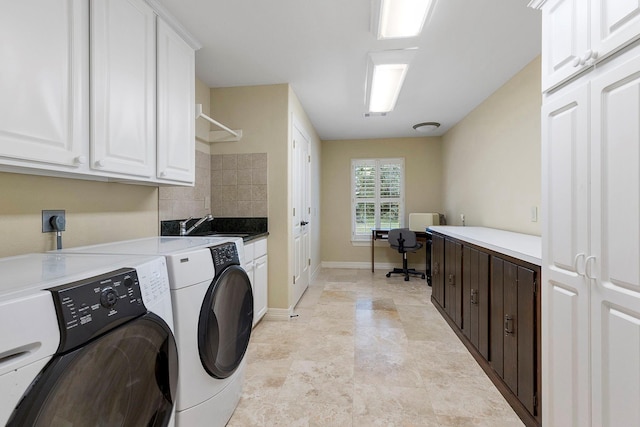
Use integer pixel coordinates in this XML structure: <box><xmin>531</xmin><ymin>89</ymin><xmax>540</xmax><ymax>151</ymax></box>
<box><xmin>48</xmin><ymin>268</ymin><xmax>146</xmax><ymax>353</ymax></box>
<box><xmin>210</xmin><ymin>242</ymin><xmax>240</xmax><ymax>275</ymax></box>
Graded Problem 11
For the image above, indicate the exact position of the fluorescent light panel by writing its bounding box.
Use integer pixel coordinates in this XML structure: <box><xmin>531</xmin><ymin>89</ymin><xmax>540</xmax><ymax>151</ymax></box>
<box><xmin>369</xmin><ymin>63</ymin><xmax>408</xmax><ymax>113</ymax></box>
<box><xmin>378</xmin><ymin>0</ymin><xmax>433</xmax><ymax>39</ymax></box>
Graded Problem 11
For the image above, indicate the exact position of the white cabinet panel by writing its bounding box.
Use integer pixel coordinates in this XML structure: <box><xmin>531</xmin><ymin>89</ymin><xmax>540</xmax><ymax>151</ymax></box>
<box><xmin>0</xmin><ymin>0</ymin><xmax>88</xmax><ymax>168</ymax></box>
<box><xmin>592</xmin><ymin>0</ymin><xmax>640</xmax><ymax>61</ymax></box>
<box><xmin>156</xmin><ymin>18</ymin><xmax>195</xmax><ymax>183</ymax></box>
<box><xmin>590</xmin><ymin>55</ymin><xmax>640</xmax><ymax>426</ymax></box>
<box><xmin>541</xmin><ymin>0</ymin><xmax>589</xmax><ymax>91</ymax></box>
<box><xmin>90</xmin><ymin>0</ymin><xmax>156</xmax><ymax>177</ymax></box>
<box><xmin>254</xmin><ymin>254</ymin><xmax>268</xmax><ymax>324</ymax></box>
<box><xmin>541</xmin><ymin>83</ymin><xmax>591</xmax><ymax>427</ymax></box>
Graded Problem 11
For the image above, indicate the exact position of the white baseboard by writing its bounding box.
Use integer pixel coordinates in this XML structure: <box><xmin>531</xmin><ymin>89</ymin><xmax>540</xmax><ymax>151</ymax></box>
<box><xmin>321</xmin><ymin>261</ymin><xmax>425</xmax><ymax>271</ymax></box>
<box><xmin>264</xmin><ymin>307</ymin><xmax>293</xmax><ymax>321</ymax></box>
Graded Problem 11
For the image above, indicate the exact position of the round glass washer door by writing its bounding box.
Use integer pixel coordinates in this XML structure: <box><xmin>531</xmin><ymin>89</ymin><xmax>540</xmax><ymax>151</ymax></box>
<box><xmin>198</xmin><ymin>265</ymin><xmax>253</xmax><ymax>379</ymax></box>
<box><xmin>8</xmin><ymin>313</ymin><xmax>178</xmax><ymax>427</ymax></box>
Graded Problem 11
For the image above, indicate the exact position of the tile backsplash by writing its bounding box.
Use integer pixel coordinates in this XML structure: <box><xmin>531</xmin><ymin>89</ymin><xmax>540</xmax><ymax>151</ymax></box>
<box><xmin>159</xmin><ymin>151</ymin><xmax>268</xmax><ymax>221</ymax></box>
<box><xmin>211</xmin><ymin>153</ymin><xmax>268</xmax><ymax>217</ymax></box>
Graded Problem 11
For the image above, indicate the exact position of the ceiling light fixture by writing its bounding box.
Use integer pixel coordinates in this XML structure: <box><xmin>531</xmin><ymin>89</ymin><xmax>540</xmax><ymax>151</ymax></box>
<box><xmin>375</xmin><ymin>0</ymin><xmax>435</xmax><ymax>40</ymax></box>
<box><xmin>365</xmin><ymin>49</ymin><xmax>417</xmax><ymax>113</ymax></box>
<box><xmin>413</xmin><ymin>122</ymin><xmax>440</xmax><ymax>133</ymax></box>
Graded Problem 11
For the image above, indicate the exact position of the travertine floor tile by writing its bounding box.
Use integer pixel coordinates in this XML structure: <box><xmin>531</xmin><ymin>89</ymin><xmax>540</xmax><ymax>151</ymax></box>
<box><xmin>229</xmin><ymin>268</ymin><xmax>524</xmax><ymax>427</ymax></box>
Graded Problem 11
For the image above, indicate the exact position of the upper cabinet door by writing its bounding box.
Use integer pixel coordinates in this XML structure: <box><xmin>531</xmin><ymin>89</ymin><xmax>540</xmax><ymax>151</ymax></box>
<box><xmin>540</xmin><ymin>0</ymin><xmax>589</xmax><ymax>91</ymax></box>
<box><xmin>0</xmin><ymin>0</ymin><xmax>88</xmax><ymax>168</ymax></box>
<box><xmin>156</xmin><ymin>18</ymin><xmax>195</xmax><ymax>184</ymax></box>
<box><xmin>592</xmin><ymin>0</ymin><xmax>640</xmax><ymax>62</ymax></box>
<box><xmin>90</xmin><ymin>0</ymin><xmax>156</xmax><ymax>177</ymax></box>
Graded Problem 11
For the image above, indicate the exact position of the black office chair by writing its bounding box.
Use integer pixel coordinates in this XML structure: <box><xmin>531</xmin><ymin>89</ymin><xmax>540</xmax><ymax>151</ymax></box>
<box><xmin>386</xmin><ymin>228</ymin><xmax>426</xmax><ymax>281</ymax></box>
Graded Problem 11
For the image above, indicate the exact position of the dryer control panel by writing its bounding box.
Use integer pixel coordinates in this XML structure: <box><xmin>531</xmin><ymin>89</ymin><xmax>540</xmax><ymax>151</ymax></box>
<box><xmin>210</xmin><ymin>242</ymin><xmax>240</xmax><ymax>276</ymax></box>
<box><xmin>48</xmin><ymin>268</ymin><xmax>146</xmax><ymax>353</ymax></box>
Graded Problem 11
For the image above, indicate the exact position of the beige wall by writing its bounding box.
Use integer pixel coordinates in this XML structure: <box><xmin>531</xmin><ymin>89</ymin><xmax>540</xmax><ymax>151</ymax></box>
<box><xmin>0</xmin><ymin>172</ymin><xmax>158</xmax><ymax>257</ymax></box>
<box><xmin>442</xmin><ymin>56</ymin><xmax>542</xmax><ymax>235</ymax></box>
<box><xmin>210</xmin><ymin>84</ymin><xmax>290</xmax><ymax>309</ymax></box>
<box><xmin>321</xmin><ymin>137</ymin><xmax>443</xmax><ymax>266</ymax></box>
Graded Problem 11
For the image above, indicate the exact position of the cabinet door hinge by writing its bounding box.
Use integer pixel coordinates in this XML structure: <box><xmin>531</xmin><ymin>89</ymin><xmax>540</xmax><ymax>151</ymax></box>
<box><xmin>534</xmin><ymin>394</ymin><xmax>538</xmax><ymax>410</ymax></box>
<box><xmin>293</xmin><ymin>208</ymin><xmax>295</xmax><ymax>216</ymax></box>
<box><xmin>308</xmin><ymin>155</ymin><xmax>311</xmax><ymax>162</ymax></box>
<box><xmin>308</xmin><ymin>258</ymin><xmax>311</xmax><ymax>266</ymax></box>
<box><xmin>293</xmin><ymin>276</ymin><xmax>296</xmax><ymax>284</ymax></box>
<box><xmin>533</xmin><ymin>279</ymin><xmax>537</xmax><ymax>295</ymax></box>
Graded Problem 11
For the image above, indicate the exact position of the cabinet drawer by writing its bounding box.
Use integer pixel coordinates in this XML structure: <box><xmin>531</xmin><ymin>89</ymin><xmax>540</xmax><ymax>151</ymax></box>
<box><xmin>253</xmin><ymin>238</ymin><xmax>267</xmax><ymax>258</ymax></box>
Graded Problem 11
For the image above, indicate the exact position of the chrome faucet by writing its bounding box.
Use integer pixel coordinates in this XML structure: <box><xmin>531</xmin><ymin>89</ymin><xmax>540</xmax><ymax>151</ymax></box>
<box><xmin>179</xmin><ymin>214</ymin><xmax>214</xmax><ymax>236</ymax></box>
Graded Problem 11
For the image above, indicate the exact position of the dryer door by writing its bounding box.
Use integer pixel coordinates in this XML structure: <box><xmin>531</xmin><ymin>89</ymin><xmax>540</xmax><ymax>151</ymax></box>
<box><xmin>7</xmin><ymin>313</ymin><xmax>178</xmax><ymax>427</ymax></box>
<box><xmin>198</xmin><ymin>265</ymin><xmax>253</xmax><ymax>378</ymax></box>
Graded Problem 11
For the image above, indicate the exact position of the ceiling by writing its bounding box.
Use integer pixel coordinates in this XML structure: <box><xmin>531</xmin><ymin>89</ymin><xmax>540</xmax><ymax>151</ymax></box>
<box><xmin>156</xmin><ymin>0</ymin><xmax>541</xmax><ymax>141</ymax></box>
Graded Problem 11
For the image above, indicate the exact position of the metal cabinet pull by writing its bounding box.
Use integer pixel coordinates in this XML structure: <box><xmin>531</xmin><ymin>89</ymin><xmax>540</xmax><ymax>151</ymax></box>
<box><xmin>504</xmin><ymin>315</ymin><xmax>514</xmax><ymax>335</ymax></box>
<box><xmin>448</xmin><ymin>274</ymin><xmax>455</xmax><ymax>285</ymax></box>
<box><xmin>433</xmin><ymin>262</ymin><xmax>440</xmax><ymax>275</ymax></box>
<box><xmin>471</xmin><ymin>289</ymin><xmax>478</xmax><ymax>304</ymax></box>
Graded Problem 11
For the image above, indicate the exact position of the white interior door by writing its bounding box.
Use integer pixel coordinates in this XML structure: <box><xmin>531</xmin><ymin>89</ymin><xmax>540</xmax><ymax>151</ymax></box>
<box><xmin>292</xmin><ymin>121</ymin><xmax>310</xmax><ymax>307</ymax></box>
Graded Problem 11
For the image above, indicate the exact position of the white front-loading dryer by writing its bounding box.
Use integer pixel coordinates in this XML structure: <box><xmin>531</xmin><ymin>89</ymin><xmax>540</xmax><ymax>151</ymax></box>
<box><xmin>58</xmin><ymin>236</ymin><xmax>253</xmax><ymax>427</ymax></box>
<box><xmin>0</xmin><ymin>253</ymin><xmax>178</xmax><ymax>426</ymax></box>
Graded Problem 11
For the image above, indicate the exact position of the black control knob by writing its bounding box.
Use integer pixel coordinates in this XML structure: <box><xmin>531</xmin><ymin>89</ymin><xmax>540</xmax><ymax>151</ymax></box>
<box><xmin>123</xmin><ymin>276</ymin><xmax>134</xmax><ymax>287</ymax></box>
<box><xmin>100</xmin><ymin>287</ymin><xmax>118</xmax><ymax>308</ymax></box>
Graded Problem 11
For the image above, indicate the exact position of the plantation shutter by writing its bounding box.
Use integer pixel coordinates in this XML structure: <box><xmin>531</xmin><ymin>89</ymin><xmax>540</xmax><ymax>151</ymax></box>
<box><xmin>351</xmin><ymin>158</ymin><xmax>404</xmax><ymax>240</ymax></box>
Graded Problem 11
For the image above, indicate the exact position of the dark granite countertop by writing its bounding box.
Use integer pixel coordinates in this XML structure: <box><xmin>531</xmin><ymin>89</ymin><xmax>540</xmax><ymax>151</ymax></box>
<box><xmin>161</xmin><ymin>217</ymin><xmax>268</xmax><ymax>242</ymax></box>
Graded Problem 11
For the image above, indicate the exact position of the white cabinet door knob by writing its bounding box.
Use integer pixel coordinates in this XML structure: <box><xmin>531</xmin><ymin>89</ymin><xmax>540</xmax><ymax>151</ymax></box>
<box><xmin>74</xmin><ymin>155</ymin><xmax>87</xmax><ymax>165</ymax></box>
<box><xmin>95</xmin><ymin>159</ymin><xmax>105</xmax><ymax>168</ymax></box>
<box><xmin>572</xmin><ymin>56</ymin><xmax>582</xmax><ymax>67</ymax></box>
<box><xmin>159</xmin><ymin>170</ymin><xmax>167</xmax><ymax>177</ymax></box>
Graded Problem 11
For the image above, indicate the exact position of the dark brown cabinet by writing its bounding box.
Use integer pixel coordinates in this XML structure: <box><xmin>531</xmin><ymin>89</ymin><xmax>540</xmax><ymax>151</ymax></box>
<box><xmin>444</xmin><ymin>238</ymin><xmax>463</xmax><ymax>328</ymax></box>
<box><xmin>490</xmin><ymin>257</ymin><xmax>537</xmax><ymax>416</ymax></box>
<box><xmin>462</xmin><ymin>246</ymin><xmax>490</xmax><ymax>359</ymax></box>
<box><xmin>431</xmin><ymin>233</ymin><xmax>445</xmax><ymax>306</ymax></box>
<box><xmin>428</xmin><ymin>229</ymin><xmax>541</xmax><ymax>427</ymax></box>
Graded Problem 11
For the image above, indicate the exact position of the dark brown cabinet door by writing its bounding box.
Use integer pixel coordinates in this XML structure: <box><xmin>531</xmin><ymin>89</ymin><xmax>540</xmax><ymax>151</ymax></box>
<box><xmin>490</xmin><ymin>257</ymin><xmax>505</xmax><ymax>377</ymax></box>
<box><xmin>463</xmin><ymin>246</ymin><xmax>490</xmax><ymax>359</ymax></box>
<box><xmin>430</xmin><ymin>233</ymin><xmax>445</xmax><ymax>307</ymax></box>
<box><xmin>444</xmin><ymin>238</ymin><xmax>463</xmax><ymax>327</ymax></box>
<box><xmin>491</xmin><ymin>256</ymin><xmax>537</xmax><ymax>416</ymax></box>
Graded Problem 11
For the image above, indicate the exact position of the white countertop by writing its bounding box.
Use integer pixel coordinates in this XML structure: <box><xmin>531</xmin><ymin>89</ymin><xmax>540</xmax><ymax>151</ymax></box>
<box><xmin>428</xmin><ymin>226</ymin><xmax>541</xmax><ymax>266</ymax></box>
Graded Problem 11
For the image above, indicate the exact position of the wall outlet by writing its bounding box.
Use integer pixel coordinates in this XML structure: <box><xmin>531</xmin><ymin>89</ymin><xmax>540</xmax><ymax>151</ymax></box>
<box><xmin>42</xmin><ymin>210</ymin><xmax>66</xmax><ymax>232</ymax></box>
<box><xmin>531</xmin><ymin>206</ymin><xmax>538</xmax><ymax>222</ymax></box>
<box><xmin>460</xmin><ymin>213</ymin><xmax>465</xmax><ymax>226</ymax></box>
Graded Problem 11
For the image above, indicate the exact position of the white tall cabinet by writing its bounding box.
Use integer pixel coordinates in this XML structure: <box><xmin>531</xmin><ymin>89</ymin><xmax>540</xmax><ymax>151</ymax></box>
<box><xmin>535</xmin><ymin>0</ymin><xmax>640</xmax><ymax>425</ymax></box>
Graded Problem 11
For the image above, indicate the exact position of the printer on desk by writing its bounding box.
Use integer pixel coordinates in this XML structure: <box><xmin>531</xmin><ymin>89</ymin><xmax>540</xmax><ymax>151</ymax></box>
<box><xmin>408</xmin><ymin>213</ymin><xmax>443</xmax><ymax>231</ymax></box>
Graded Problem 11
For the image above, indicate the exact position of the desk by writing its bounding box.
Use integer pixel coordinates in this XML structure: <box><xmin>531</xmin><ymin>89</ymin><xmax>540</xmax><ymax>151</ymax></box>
<box><xmin>371</xmin><ymin>228</ymin><xmax>431</xmax><ymax>283</ymax></box>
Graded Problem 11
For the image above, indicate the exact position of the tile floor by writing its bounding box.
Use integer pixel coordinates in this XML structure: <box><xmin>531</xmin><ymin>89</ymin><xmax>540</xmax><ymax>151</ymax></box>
<box><xmin>228</xmin><ymin>268</ymin><xmax>524</xmax><ymax>427</ymax></box>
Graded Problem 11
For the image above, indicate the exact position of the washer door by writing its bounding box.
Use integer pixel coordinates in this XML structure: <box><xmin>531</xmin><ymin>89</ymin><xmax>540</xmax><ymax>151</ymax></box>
<box><xmin>8</xmin><ymin>313</ymin><xmax>178</xmax><ymax>427</ymax></box>
<box><xmin>198</xmin><ymin>265</ymin><xmax>253</xmax><ymax>379</ymax></box>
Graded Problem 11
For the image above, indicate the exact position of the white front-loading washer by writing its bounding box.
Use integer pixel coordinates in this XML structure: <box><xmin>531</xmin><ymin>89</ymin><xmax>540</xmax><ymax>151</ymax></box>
<box><xmin>59</xmin><ymin>236</ymin><xmax>253</xmax><ymax>427</ymax></box>
<box><xmin>0</xmin><ymin>252</ymin><xmax>178</xmax><ymax>426</ymax></box>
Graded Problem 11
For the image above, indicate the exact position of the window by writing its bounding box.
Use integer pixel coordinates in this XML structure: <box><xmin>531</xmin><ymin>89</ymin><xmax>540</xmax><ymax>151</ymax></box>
<box><xmin>351</xmin><ymin>158</ymin><xmax>404</xmax><ymax>241</ymax></box>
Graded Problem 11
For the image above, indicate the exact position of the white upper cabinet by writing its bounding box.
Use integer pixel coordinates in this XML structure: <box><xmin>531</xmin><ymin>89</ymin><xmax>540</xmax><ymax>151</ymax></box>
<box><xmin>0</xmin><ymin>0</ymin><xmax>89</xmax><ymax>170</ymax></box>
<box><xmin>540</xmin><ymin>0</ymin><xmax>640</xmax><ymax>92</ymax></box>
<box><xmin>156</xmin><ymin>18</ymin><xmax>195</xmax><ymax>184</ymax></box>
<box><xmin>540</xmin><ymin>0</ymin><xmax>589</xmax><ymax>91</ymax></box>
<box><xmin>90</xmin><ymin>0</ymin><xmax>156</xmax><ymax>178</ymax></box>
<box><xmin>0</xmin><ymin>0</ymin><xmax>196</xmax><ymax>185</ymax></box>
